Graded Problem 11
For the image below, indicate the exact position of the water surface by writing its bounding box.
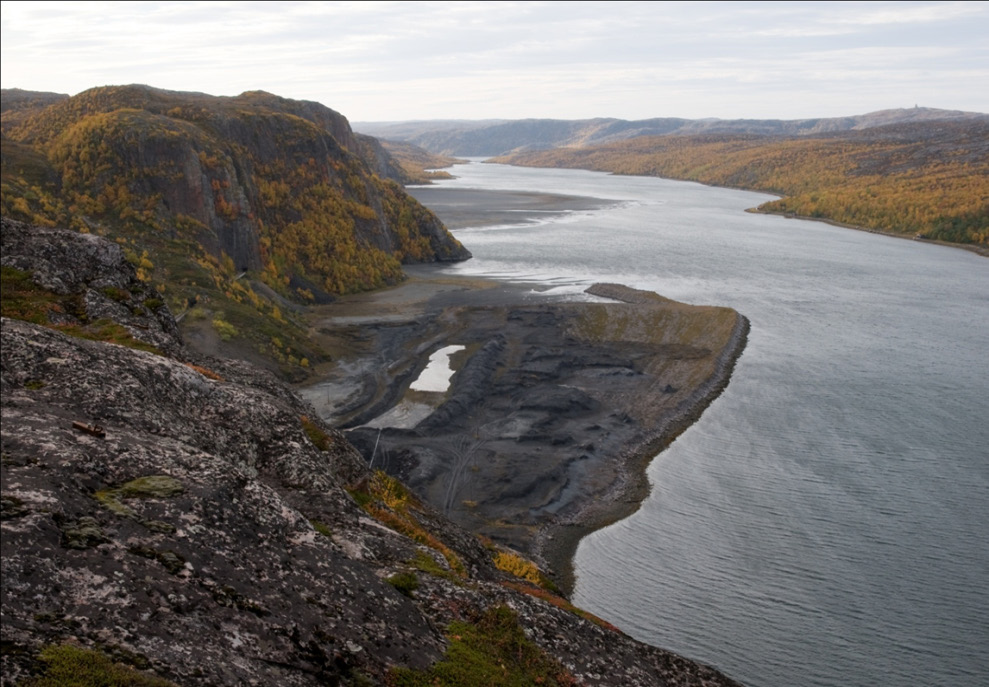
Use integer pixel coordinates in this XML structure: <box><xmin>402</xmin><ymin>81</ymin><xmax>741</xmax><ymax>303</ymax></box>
<box><xmin>409</xmin><ymin>161</ymin><xmax>989</xmax><ymax>687</ymax></box>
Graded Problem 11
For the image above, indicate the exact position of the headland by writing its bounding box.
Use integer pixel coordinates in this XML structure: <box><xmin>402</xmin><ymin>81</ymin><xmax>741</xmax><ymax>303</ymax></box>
<box><xmin>300</xmin><ymin>266</ymin><xmax>748</xmax><ymax>594</ymax></box>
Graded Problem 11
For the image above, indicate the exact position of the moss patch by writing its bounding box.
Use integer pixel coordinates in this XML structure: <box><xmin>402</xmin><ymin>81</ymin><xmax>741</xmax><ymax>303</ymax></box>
<box><xmin>115</xmin><ymin>475</ymin><xmax>184</xmax><ymax>499</ymax></box>
<box><xmin>386</xmin><ymin>571</ymin><xmax>419</xmax><ymax>598</ymax></box>
<box><xmin>56</xmin><ymin>319</ymin><xmax>162</xmax><ymax>355</ymax></box>
<box><xmin>23</xmin><ymin>643</ymin><xmax>177</xmax><ymax>687</ymax></box>
<box><xmin>95</xmin><ymin>475</ymin><xmax>184</xmax><ymax>521</ymax></box>
<box><xmin>300</xmin><ymin>415</ymin><xmax>331</xmax><ymax>451</ymax></box>
<box><xmin>410</xmin><ymin>550</ymin><xmax>458</xmax><ymax>582</ymax></box>
<box><xmin>390</xmin><ymin>606</ymin><xmax>575</xmax><ymax>686</ymax></box>
<box><xmin>310</xmin><ymin>519</ymin><xmax>332</xmax><ymax>538</ymax></box>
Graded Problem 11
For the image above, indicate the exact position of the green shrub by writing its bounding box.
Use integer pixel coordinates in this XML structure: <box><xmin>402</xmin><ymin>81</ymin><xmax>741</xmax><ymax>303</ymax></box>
<box><xmin>211</xmin><ymin>316</ymin><xmax>237</xmax><ymax>341</ymax></box>
<box><xmin>386</xmin><ymin>571</ymin><xmax>419</xmax><ymax>597</ymax></box>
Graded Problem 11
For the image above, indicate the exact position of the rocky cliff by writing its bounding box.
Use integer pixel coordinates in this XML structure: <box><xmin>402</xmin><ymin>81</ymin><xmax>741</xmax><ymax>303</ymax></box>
<box><xmin>1</xmin><ymin>85</ymin><xmax>469</xmax><ymax>295</ymax></box>
<box><xmin>1</xmin><ymin>221</ymin><xmax>742</xmax><ymax>685</ymax></box>
<box><xmin>1</xmin><ymin>85</ymin><xmax>473</xmax><ymax>380</ymax></box>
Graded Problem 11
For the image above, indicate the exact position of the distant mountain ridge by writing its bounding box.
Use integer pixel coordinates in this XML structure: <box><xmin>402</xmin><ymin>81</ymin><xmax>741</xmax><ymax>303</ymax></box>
<box><xmin>355</xmin><ymin>107</ymin><xmax>989</xmax><ymax>156</ymax></box>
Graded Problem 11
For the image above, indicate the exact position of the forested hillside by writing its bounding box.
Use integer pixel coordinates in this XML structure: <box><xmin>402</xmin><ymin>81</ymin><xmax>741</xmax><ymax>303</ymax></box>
<box><xmin>495</xmin><ymin>121</ymin><xmax>989</xmax><ymax>248</ymax></box>
<box><xmin>1</xmin><ymin>85</ymin><xmax>469</xmax><ymax>377</ymax></box>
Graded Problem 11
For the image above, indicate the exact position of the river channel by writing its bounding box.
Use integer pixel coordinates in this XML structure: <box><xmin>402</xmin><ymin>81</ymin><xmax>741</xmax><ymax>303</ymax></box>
<box><xmin>407</xmin><ymin>160</ymin><xmax>989</xmax><ymax>687</ymax></box>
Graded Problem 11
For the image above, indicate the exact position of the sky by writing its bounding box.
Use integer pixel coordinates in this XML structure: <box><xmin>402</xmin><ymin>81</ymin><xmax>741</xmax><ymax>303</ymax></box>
<box><xmin>2</xmin><ymin>1</ymin><xmax>987</xmax><ymax>123</ymax></box>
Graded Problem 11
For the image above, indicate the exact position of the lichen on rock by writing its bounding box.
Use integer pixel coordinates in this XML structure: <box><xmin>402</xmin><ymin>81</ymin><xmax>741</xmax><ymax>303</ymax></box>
<box><xmin>1</xmin><ymin>222</ymin><xmax>742</xmax><ymax>686</ymax></box>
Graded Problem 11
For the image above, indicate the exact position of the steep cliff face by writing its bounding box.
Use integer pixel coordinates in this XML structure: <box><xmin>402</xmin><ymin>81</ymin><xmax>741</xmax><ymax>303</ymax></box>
<box><xmin>1</xmin><ymin>222</ymin><xmax>742</xmax><ymax>686</ymax></box>
<box><xmin>2</xmin><ymin>85</ymin><xmax>469</xmax><ymax>296</ymax></box>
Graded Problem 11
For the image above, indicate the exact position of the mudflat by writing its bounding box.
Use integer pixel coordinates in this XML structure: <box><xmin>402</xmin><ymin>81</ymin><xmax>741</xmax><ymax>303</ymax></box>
<box><xmin>406</xmin><ymin>187</ymin><xmax>618</xmax><ymax>229</ymax></box>
<box><xmin>300</xmin><ymin>269</ymin><xmax>747</xmax><ymax>593</ymax></box>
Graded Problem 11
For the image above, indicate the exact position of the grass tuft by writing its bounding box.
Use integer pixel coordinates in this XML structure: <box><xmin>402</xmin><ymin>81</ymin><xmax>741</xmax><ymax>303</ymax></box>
<box><xmin>310</xmin><ymin>519</ymin><xmax>332</xmax><ymax>538</ymax></box>
<box><xmin>389</xmin><ymin>606</ymin><xmax>576</xmax><ymax>686</ymax></box>
<box><xmin>300</xmin><ymin>415</ymin><xmax>331</xmax><ymax>451</ymax></box>
<box><xmin>23</xmin><ymin>643</ymin><xmax>177</xmax><ymax>686</ymax></box>
<box><xmin>352</xmin><ymin>470</ymin><xmax>466</xmax><ymax>577</ymax></box>
<box><xmin>386</xmin><ymin>571</ymin><xmax>419</xmax><ymax>598</ymax></box>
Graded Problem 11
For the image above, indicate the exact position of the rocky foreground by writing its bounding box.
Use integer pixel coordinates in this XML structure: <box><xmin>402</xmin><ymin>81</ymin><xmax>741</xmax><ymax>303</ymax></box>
<box><xmin>1</xmin><ymin>220</ymin><xmax>744</xmax><ymax>684</ymax></box>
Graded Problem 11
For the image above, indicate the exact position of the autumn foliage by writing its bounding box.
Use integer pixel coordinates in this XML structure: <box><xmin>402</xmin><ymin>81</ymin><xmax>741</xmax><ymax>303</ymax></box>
<box><xmin>496</xmin><ymin>121</ymin><xmax>989</xmax><ymax>247</ymax></box>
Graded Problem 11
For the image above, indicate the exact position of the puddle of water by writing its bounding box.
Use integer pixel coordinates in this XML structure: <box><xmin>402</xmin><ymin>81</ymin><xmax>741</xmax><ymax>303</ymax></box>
<box><xmin>410</xmin><ymin>345</ymin><xmax>465</xmax><ymax>392</ymax></box>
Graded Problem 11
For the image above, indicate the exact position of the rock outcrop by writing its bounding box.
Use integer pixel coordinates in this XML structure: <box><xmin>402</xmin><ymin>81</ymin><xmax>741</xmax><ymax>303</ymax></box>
<box><xmin>1</xmin><ymin>223</ymin><xmax>743</xmax><ymax>684</ymax></box>
<box><xmin>2</xmin><ymin>85</ymin><xmax>469</xmax><ymax>296</ymax></box>
<box><xmin>1</xmin><ymin>218</ymin><xmax>182</xmax><ymax>354</ymax></box>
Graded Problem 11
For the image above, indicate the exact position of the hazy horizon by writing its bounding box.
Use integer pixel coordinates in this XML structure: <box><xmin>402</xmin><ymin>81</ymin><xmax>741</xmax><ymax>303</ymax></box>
<box><xmin>2</xmin><ymin>1</ymin><xmax>988</xmax><ymax>122</ymax></box>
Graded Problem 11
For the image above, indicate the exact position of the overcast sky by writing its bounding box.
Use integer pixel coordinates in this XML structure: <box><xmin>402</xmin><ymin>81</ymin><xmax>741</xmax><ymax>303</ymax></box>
<box><xmin>2</xmin><ymin>1</ymin><xmax>987</xmax><ymax>122</ymax></box>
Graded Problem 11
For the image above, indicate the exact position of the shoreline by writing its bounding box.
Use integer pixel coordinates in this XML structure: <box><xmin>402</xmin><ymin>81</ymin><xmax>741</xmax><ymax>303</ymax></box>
<box><xmin>406</xmin><ymin>186</ymin><xmax>619</xmax><ymax>230</ymax></box>
<box><xmin>299</xmin><ymin>269</ymin><xmax>751</xmax><ymax>597</ymax></box>
<box><xmin>483</xmin><ymin>160</ymin><xmax>987</xmax><ymax>258</ymax></box>
<box><xmin>745</xmin><ymin>208</ymin><xmax>989</xmax><ymax>258</ymax></box>
<box><xmin>536</xmin><ymin>308</ymin><xmax>750</xmax><ymax>595</ymax></box>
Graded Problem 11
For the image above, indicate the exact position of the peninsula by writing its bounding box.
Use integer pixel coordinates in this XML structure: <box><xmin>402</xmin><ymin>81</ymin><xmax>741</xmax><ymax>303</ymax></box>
<box><xmin>298</xmin><ymin>190</ymin><xmax>748</xmax><ymax>593</ymax></box>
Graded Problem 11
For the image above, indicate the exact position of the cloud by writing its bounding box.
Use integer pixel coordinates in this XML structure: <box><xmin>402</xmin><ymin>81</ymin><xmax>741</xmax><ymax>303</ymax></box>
<box><xmin>2</xmin><ymin>0</ymin><xmax>986</xmax><ymax>120</ymax></box>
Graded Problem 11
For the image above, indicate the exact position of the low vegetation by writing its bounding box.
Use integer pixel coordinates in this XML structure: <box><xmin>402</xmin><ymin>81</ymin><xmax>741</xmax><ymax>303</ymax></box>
<box><xmin>0</xmin><ymin>266</ymin><xmax>162</xmax><ymax>355</ymax></box>
<box><xmin>502</xmin><ymin>581</ymin><xmax>621</xmax><ymax>633</ymax></box>
<box><xmin>350</xmin><ymin>470</ymin><xmax>466</xmax><ymax>577</ymax></box>
<box><xmin>389</xmin><ymin>606</ymin><xmax>576</xmax><ymax>686</ymax></box>
<box><xmin>1</xmin><ymin>85</ymin><xmax>468</xmax><ymax>380</ymax></box>
<box><xmin>300</xmin><ymin>415</ymin><xmax>332</xmax><ymax>451</ymax></box>
<box><xmin>23</xmin><ymin>643</ymin><xmax>177</xmax><ymax>687</ymax></box>
<box><xmin>385</xmin><ymin>571</ymin><xmax>420</xmax><ymax>597</ymax></box>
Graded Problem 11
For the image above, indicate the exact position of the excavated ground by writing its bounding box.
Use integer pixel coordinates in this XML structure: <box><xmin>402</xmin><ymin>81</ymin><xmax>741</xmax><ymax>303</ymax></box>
<box><xmin>300</xmin><ymin>270</ymin><xmax>747</xmax><ymax>593</ymax></box>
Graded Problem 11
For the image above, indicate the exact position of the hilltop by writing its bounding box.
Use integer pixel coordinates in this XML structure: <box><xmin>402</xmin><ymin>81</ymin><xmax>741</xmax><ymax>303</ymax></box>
<box><xmin>1</xmin><ymin>85</ymin><xmax>469</xmax><ymax>379</ymax></box>
<box><xmin>355</xmin><ymin>108</ymin><xmax>988</xmax><ymax>250</ymax></box>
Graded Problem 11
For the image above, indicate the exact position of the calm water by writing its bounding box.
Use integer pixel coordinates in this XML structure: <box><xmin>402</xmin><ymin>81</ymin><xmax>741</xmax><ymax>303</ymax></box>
<box><xmin>411</xmin><ymin>161</ymin><xmax>989</xmax><ymax>687</ymax></box>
